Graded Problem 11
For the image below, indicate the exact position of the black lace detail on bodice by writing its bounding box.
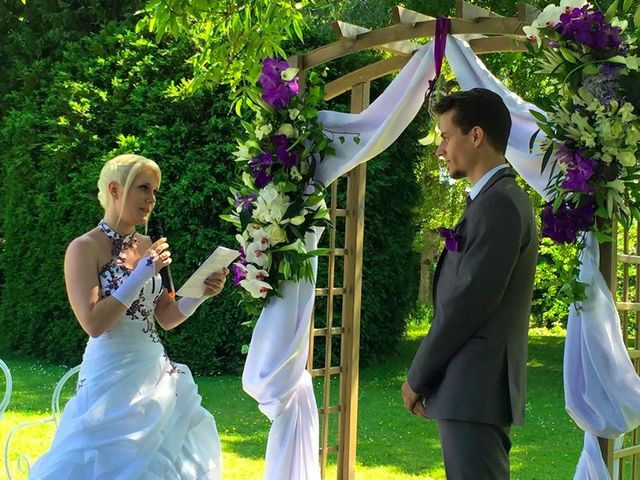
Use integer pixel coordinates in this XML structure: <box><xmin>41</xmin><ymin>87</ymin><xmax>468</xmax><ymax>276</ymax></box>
<box><xmin>97</xmin><ymin>219</ymin><xmax>161</xmax><ymax>343</ymax></box>
<box><xmin>98</xmin><ymin>219</ymin><xmax>138</xmax><ymax>264</ymax></box>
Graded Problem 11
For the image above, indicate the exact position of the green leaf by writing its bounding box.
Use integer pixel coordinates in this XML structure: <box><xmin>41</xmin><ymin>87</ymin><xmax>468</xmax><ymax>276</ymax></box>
<box><xmin>608</xmin><ymin>55</ymin><xmax>627</xmax><ymax>65</ymax></box>
<box><xmin>552</xmin><ymin>194</ymin><xmax>564</xmax><ymax>213</ymax></box>
<box><xmin>541</xmin><ymin>142</ymin><xmax>555</xmax><ymax>176</ymax></box>
<box><xmin>529</xmin><ymin>128</ymin><xmax>540</xmax><ymax>154</ymax></box>
<box><xmin>240</xmin><ymin>208</ymin><xmax>252</xmax><ymax>231</ymax></box>
<box><xmin>559</xmin><ymin>47</ymin><xmax>577</xmax><ymax>64</ymax></box>
<box><xmin>234</xmin><ymin>98</ymin><xmax>243</xmax><ymax>117</ymax></box>
<box><xmin>635</xmin><ymin>5</ymin><xmax>640</xmax><ymax>28</ymax></box>
<box><xmin>594</xmin><ymin>230</ymin><xmax>614</xmax><ymax>243</ymax></box>
<box><xmin>530</xmin><ymin>109</ymin><xmax>547</xmax><ymax>123</ymax></box>
<box><xmin>623</xmin><ymin>0</ymin><xmax>634</xmax><ymax>13</ymax></box>
<box><xmin>219</xmin><ymin>214</ymin><xmax>240</xmax><ymax>226</ymax></box>
<box><xmin>305</xmin><ymin>248</ymin><xmax>331</xmax><ymax>257</ymax></box>
<box><xmin>605</xmin><ymin>0</ymin><xmax>619</xmax><ymax>21</ymax></box>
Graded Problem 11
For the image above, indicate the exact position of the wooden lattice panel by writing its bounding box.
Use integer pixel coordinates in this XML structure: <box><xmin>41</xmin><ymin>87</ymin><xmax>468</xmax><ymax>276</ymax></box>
<box><xmin>612</xmin><ymin>222</ymin><xmax>640</xmax><ymax>479</ymax></box>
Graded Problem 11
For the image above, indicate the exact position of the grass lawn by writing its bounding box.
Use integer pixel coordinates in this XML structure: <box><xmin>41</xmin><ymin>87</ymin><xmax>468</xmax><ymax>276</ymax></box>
<box><xmin>0</xmin><ymin>326</ymin><xmax>583</xmax><ymax>479</ymax></box>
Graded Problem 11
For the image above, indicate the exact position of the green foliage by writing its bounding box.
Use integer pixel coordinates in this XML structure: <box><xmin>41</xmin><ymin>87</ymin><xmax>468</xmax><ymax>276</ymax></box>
<box><xmin>531</xmin><ymin>239</ymin><xmax>581</xmax><ymax>328</ymax></box>
<box><xmin>0</xmin><ymin>18</ymin><xmax>250</xmax><ymax>373</ymax></box>
<box><xmin>140</xmin><ymin>0</ymin><xmax>316</xmax><ymax>113</ymax></box>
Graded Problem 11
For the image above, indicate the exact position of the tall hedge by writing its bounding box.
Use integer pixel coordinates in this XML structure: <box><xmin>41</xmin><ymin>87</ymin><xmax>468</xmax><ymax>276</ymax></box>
<box><xmin>0</xmin><ymin>7</ymin><xmax>422</xmax><ymax>372</ymax></box>
<box><xmin>0</xmin><ymin>20</ymin><xmax>251</xmax><ymax>373</ymax></box>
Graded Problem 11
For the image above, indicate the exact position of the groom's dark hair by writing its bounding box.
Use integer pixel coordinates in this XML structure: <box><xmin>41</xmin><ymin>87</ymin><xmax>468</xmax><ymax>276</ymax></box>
<box><xmin>434</xmin><ymin>88</ymin><xmax>511</xmax><ymax>154</ymax></box>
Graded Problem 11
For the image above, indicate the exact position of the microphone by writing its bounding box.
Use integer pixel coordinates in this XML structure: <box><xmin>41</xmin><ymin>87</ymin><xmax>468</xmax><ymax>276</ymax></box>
<box><xmin>148</xmin><ymin>218</ymin><xmax>176</xmax><ymax>298</ymax></box>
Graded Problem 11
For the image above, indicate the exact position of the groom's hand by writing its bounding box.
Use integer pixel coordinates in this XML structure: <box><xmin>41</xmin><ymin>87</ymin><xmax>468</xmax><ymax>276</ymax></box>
<box><xmin>402</xmin><ymin>380</ymin><xmax>428</xmax><ymax>418</ymax></box>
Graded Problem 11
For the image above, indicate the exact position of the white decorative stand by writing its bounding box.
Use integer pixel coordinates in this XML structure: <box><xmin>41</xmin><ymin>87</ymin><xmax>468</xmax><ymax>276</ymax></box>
<box><xmin>3</xmin><ymin>365</ymin><xmax>80</xmax><ymax>479</ymax></box>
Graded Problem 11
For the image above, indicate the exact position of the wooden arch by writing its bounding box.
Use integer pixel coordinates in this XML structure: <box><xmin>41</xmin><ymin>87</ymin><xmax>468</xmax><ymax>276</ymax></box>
<box><xmin>294</xmin><ymin>2</ymin><xmax>638</xmax><ymax>479</ymax></box>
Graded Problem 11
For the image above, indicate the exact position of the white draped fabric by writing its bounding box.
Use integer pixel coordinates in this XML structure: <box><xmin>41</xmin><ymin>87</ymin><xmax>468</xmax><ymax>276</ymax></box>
<box><xmin>242</xmin><ymin>36</ymin><xmax>640</xmax><ymax>479</ymax></box>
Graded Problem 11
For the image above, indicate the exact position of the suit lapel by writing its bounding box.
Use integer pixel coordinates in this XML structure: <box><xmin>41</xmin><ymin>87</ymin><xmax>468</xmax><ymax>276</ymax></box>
<box><xmin>476</xmin><ymin>166</ymin><xmax>516</xmax><ymax>198</ymax></box>
<box><xmin>453</xmin><ymin>167</ymin><xmax>515</xmax><ymax>229</ymax></box>
<box><xmin>434</xmin><ymin>167</ymin><xmax>516</xmax><ymax>307</ymax></box>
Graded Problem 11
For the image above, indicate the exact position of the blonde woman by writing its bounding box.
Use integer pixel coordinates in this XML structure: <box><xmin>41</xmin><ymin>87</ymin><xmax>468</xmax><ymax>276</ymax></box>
<box><xmin>30</xmin><ymin>154</ymin><xmax>226</xmax><ymax>479</ymax></box>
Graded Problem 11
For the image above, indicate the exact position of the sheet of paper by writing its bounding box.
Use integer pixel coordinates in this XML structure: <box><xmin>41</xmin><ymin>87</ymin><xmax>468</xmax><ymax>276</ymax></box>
<box><xmin>176</xmin><ymin>246</ymin><xmax>239</xmax><ymax>298</ymax></box>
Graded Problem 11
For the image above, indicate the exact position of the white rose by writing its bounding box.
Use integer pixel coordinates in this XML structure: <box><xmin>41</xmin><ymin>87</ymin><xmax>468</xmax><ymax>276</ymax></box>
<box><xmin>265</xmin><ymin>224</ymin><xmax>287</xmax><ymax>245</ymax></box>
<box><xmin>253</xmin><ymin>184</ymin><xmax>290</xmax><ymax>224</ymax></box>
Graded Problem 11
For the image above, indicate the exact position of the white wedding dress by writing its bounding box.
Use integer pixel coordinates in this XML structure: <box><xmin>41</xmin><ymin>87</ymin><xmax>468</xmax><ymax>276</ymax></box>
<box><xmin>30</xmin><ymin>221</ymin><xmax>221</xmax><ymax>479</ymax></box>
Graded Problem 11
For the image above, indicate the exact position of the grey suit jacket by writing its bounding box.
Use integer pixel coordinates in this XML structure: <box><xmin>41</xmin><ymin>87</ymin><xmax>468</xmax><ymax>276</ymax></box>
<box><xmin>408</xmin><ymin>168</ymin><xmax>538</xmax><ymax>426</ymax></box>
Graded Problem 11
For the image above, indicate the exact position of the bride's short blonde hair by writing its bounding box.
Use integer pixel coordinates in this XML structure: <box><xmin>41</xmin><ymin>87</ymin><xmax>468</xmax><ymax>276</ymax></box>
<box><xmin>97</xmin><ymin>154</ymin><xmax>161</xmax><ymax>214</ymax></box>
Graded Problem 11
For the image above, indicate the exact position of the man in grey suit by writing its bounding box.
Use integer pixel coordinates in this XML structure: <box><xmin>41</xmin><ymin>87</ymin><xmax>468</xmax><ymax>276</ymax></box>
<box><xmin>402</xmin><ymin>88</ymin><xmax>538</xmax><ymax>479</ymax></box>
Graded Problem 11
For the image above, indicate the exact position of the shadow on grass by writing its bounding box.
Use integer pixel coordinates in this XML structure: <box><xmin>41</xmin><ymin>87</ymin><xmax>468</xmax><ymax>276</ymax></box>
<box><xmin>1</xmin><ymin>332</ymin><xmax>583</xmax><ymax>479</ymax></box>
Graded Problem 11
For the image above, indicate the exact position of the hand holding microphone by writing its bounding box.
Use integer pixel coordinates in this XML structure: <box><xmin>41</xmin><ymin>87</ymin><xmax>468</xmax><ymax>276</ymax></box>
<box><xmin>148</xmin><ymin>218</ymin><xmax>176</xmax><ymax>298</ymax></box>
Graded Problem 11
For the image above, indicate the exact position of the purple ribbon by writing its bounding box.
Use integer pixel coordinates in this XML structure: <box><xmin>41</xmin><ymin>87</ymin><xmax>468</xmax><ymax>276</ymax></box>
<box><xmin>427</xmin><ymin>17</ymin><xmax>451</xmax><ymax>99</ymax></box>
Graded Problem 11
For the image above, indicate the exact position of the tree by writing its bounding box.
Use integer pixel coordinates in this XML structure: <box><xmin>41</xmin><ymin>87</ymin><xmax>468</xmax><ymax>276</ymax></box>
<box><xmin>140</xmin><ymin>0</ymin><xmax>327</xmax><ymax>113</ymax></box>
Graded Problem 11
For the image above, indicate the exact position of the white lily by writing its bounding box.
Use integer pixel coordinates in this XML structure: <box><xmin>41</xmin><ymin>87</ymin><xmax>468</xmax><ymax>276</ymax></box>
<box><xmin>276</xmin><ymin>123</ymin><xmax>297</xmax><ymax>138</ymax></box>
<box><xmin>523</xmin><ymin>25</ymin><xmax>541</xmax><ymax>46</ymax></box>
<box><xmin>289</xmin><ymin>166</ymin><xmax>303</xmax><ymax>181</ymax></box>
<box><xmin>560</xmin><ymin>0</ymin><xmax>588</xmax><ymax>11</ymax></box>
<box><xmin>248</xmin><ymin>224</ymin><xmax>271</xmax><ymax>249</ymax></box>
<box><xmin>255</xmin><ymin>124</ymin><xmax>273</xmax><ymax>141</ymax></box>
<box><xmin>537</xmin><ymin>4</ymin><xmax>563</xmax><ymax>28</ymax></box>
<box><xmin>243</xmin><ymin>263</ymin><xmax>269</xmax><ymax>282</ymax></box>
<box><xmin>281</xmin><ymin>67</ymin><xmax>299</xmax><ymax>82</ymax></box>
<box><xmin>233</xmin><ymin>141</ymin><xmax>252</xmax><ymax>161</ymax></box>
<box><xmin>240</xmin><ymin>278</ymin><xmax>273</xmax><ymax>298</ymax></box>
<box><xmin>289</xmin><ymin>108</ymin><xmax>300</xmax><ymax>120</ymax></box>
<box><xmin>246</xmin><ymin>240</ymin><xmax>268</xmax><ymax>267</ymax></box>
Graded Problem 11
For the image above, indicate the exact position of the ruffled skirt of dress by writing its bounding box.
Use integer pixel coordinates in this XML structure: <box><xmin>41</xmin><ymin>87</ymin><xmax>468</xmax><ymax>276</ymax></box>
<box><xmin>29</xmin><ymin>330</ymin><xmax>221</xmax><ymax>480</ymax></box>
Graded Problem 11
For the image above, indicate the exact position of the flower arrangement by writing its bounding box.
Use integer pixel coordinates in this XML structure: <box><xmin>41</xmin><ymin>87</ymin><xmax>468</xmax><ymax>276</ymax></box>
<box><xmin>525</xmin><ymin>0</ymin><xmax>640</xmax><ymax>300</ymax></box>
<box><xmin>221</xmin><ymin>58</ymin><xmax>335</xmax><ymax>315</ymax></box>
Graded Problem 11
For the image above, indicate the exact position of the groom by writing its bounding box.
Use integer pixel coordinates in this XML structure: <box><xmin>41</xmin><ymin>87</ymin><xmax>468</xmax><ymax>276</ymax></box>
<box><xmin>402</xmin><ymin>88</ymin><xmax>538</xmax><ymax>479</ymax></box>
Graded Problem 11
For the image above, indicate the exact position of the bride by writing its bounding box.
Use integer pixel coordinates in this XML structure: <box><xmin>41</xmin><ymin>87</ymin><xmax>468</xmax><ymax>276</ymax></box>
<box><xmin>30</xmin><ymin>154</ymin><xmax>227</xmax><ymax>479</ymax></box>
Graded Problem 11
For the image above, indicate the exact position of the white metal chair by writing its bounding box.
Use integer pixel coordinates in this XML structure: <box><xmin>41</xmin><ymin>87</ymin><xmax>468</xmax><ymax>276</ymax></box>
<box><xmin>3</xmin><ymin>364</ymin><xmax>80</xmax><ymax>479</ymax></box>
<box><xmin>0</xmin><ymin>358</ymin><xmax>12</xmax><ymax>419</ymax></box>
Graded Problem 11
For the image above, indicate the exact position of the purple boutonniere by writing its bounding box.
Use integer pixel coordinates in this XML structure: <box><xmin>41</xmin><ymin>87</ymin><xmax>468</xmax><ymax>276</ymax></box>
<box><xmin>437</xmin><ymin>227</ymin><xmax>462</xmax><ymax>252</ymax></box>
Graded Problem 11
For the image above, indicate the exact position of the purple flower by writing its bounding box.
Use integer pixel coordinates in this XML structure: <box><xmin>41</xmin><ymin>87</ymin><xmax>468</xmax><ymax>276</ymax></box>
<box><xmin>260</xmin><ymin>58</ymin><xmax>289</xmax><ymax>84</ymax></box>
<box><xmin>438</xmin><ymin>227</ymin><xmax>462</xmax><ymax>252</ymax></box>
<box><xmin>558</xmin><ymin>146</ymin><xmax>595</xmax><ymax>193</ymax></box>
<box><xmin>231</xmin><ymin>264</ymin><xmax>246</xmax><ymax>286</ymax></box>
<box><xmin>237</xmin><ymin>248</ymin><xmax>249</xmax><ymax>266</ymax></box>
<box><xmin>557</xmin><ymin>6</ymin><xmax>622</xmax><ymax>52</ymax></box>
<box><xmin>259</xmin><ymin>58</ymin><xmax>299</xmax><ymax>109</ymax></box>
<box><xmin>234</xmin><ymin>193</ymin><xmax>257</xmax><ymax>212</ymax></box>
<box><xmin>271</xmin><ymin>134</ymin><xmax>301</xmax><ymax>169</ymax></box>
<box><xmin>248</xmin><ymin>152</ymin><xmax>273</xmax><ymax>188</ymax></box>
<box><xmin>541</xmin><ymin>197</ymin><xmax>596</xmax><ymax>244</ymax></box>
<box><xmin>582</xmin><ymin>63</ymin><xmax>621</xmax><ymax>105</ymax></box>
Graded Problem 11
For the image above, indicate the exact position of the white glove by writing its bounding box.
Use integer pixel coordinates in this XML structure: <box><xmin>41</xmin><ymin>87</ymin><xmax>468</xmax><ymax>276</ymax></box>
<box><xmin>111</xmin><ymin>256</ymin><xmax>156</xmax><ymax>308</ymax></box>
<box><xmin>177</xmin><ymin>296</ymin><xmax>207</xmax><ymax>318</ymax></box>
